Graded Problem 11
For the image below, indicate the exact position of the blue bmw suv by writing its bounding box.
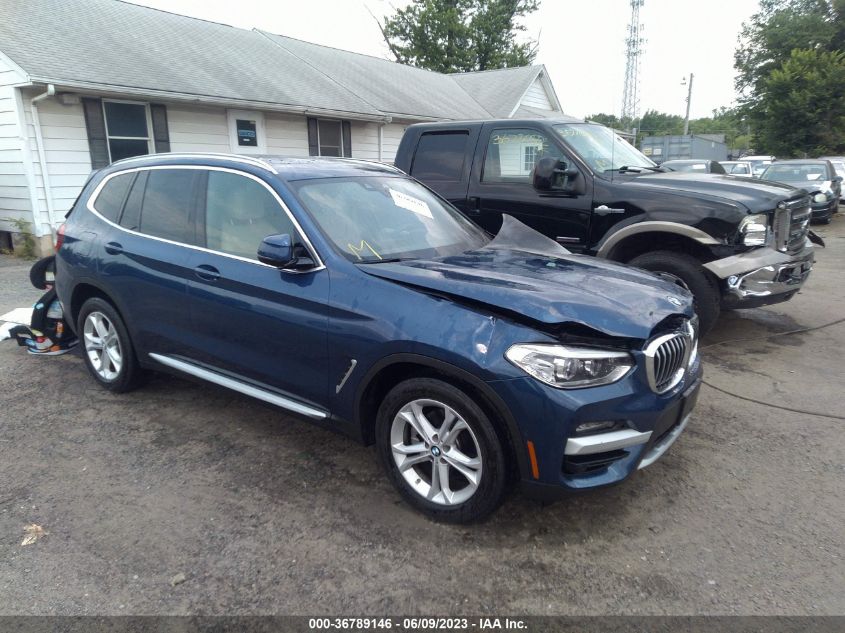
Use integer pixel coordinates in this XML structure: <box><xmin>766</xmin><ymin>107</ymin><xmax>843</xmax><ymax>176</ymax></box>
<box><xmin>55</xmin><ymin>153</ymin><xmax>701</xmax><ymax>522</ymax></box>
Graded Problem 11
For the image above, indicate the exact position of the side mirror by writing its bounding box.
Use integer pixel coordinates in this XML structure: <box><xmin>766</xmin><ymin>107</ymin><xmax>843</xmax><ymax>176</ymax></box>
<box><xmin>532</xmin><ymin>157</ymin><xmax>580</xmax><ymax>193</ymax></box>
<box><xmin>833</xmin><ymin>175</ymin><xmax>843</xmax><ymax>183</ymax></box>
<box><xmin>258</xmin><ymin>234</ymin><xmax>318</xmax><ymax>271</ymax></box>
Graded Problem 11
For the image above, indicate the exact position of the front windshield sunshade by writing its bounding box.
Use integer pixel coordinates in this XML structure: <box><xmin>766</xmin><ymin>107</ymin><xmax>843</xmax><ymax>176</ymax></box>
<box><xmin>291</xmin><ymin>176</ymin><xmax>489</xmax><ymax>263</ymax></box>
<box><xmin>554</xmin><ymin>123</ymin><xmax>656</xmax><ymax>173</ymax></box>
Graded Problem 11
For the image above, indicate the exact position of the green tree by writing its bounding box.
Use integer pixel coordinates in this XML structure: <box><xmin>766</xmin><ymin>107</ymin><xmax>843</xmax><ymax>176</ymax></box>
<box><xmin>637</xmin><ymin>110</ymin><xmax>684</xmax><ymax>138</ymax></box>
<box><xmin>754</xmin><ymin>49</ymin><xmax>845</xmax><ymax>155</ymax></box>
<box><xmin>378</xmin><ymin>0</ymin><xmax>540</xmax><ymax>73</ymax></box>
<box><xmin>734</xmin><ymin>0</ymin><xmax>845</xmax><ymax>155</ymax></box>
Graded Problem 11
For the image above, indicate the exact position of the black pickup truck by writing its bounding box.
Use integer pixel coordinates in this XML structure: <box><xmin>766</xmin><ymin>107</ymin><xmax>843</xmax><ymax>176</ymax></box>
<box><xmin>394</xmin><ymin>118</ymin><xmax>821</xmax><ymax>333</ymax></box>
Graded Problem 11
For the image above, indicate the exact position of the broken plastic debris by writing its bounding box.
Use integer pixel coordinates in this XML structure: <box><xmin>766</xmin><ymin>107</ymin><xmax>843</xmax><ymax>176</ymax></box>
<box><xmin>483</xmin><ymin>214</ymin><xmax>571</xmax><ymax>258</ymax></box>
<box><xmin>21</xmin><ymin>523</ymin><xmax>48</xmax><ymax>546</ymax></box>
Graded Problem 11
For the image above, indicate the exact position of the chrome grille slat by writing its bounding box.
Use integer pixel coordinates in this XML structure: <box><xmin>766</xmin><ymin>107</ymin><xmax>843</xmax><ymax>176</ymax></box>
<box><xmin>774</xmin><ymin>195</ymin><xmax>811</xmax><ymax>254</ymax></box>
<box><xmin>644</xmin><ymin>325</ymin><xmax>695</xmax><ymax>394</ymax></box>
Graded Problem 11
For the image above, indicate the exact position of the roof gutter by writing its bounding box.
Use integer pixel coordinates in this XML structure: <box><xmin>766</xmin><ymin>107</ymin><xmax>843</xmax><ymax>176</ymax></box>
<box><xmin>30</xmin><ymin>83</ymin><xmax>56</xmax><ymax>238</ymax></box>
<box><xmin>28</xmin><ymin>77</ymin><xmax>392</xmax><ymax>124</ymax></box>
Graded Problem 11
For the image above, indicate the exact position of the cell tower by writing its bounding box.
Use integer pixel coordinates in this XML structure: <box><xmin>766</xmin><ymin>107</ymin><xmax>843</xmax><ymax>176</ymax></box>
<box><xmin>621</xmin><ymin>0</ymin><xmax>645</xmax><ymax>122</ymax></box>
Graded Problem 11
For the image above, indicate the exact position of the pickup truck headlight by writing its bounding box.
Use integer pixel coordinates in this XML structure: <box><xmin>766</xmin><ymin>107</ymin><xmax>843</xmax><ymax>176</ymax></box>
<box><xmin>505</xmin><ymin>344</ymin><xmax>633</xmax><ymax>389</ymax></box>
<box><xmin>739</xmin><ymin>213</ymin><xmax>769</xmax><ymax>246</ymax></box>
<box><xmin>813</xmin><ymin>192</ymin><xmax>832</xmax><ymax>203</ymax></box>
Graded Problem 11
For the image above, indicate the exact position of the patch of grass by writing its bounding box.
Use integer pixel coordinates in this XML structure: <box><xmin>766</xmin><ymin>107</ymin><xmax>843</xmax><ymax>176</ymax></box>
<box><xmin>1</xmin><ymin>217</ymin><xmax>37</xmax><ymax>259</ymax></box>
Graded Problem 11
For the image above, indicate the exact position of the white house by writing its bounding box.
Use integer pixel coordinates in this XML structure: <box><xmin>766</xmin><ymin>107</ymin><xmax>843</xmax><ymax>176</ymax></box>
<box><xmin>0</xmin><ymin>0</ymin><xmax>564</xmax><ymax>255</ymax></box>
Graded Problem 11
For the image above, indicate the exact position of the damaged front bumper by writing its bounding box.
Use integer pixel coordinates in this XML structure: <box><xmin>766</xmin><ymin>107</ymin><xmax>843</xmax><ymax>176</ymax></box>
<box><xmin>703</xmin><ymin>239</ymin><xmax>818</xmax><ymax>309</ymax></box>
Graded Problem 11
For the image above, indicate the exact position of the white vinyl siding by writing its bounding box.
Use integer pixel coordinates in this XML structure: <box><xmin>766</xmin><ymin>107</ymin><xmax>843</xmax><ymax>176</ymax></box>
<box><xmin>265</xmin><ymin>112</ymin><xmax>309</xmax><ymax>155</ymax></box>
<box><xmin>0</xmin><ymin>58</ymin><xmax>31</xmax><ymax>231</ymax></box>
<box><xmin>520</xmin><ymin>77</ymin><xmax>553</xmax><ymax>111</ymax></box>
<box><xmin>19</xmin><ymin>86</ymin><xmax>91</xmax><ymax>233</ymax></box>
<box><xmin>167</xmin><ymin>104</ymin><xmax>230</xmax><ymax>153</ymax></box>
<box><xmin>380</xmin><ymin>123</ymin><xmax>407</xmax><ymax>164</ymax></box>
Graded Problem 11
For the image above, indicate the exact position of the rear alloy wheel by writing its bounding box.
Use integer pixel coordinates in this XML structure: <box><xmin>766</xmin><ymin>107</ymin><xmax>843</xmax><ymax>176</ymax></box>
<box><xmin>78</xmin><ymin>297</ymin><xmax>142</xmax><ymax>393</ymax></box>
<box><xmin>376</xmin><ymin>378</ymin><xmax>507</xmax><ymax>523</ymax></box>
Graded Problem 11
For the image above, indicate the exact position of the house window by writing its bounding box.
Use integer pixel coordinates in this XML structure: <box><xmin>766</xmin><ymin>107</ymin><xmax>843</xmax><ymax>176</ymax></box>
<box><xmin>319</xmin><ymin>120</ymin><xmax>343</xmax><ymax>156</ymax></box>
<box><xmin>523</xmin><ymin>145</ymin><xmax>538</xmax><ymax>172</ymax></box>
<box><xmin>308</xmin><ymin>118</ymin><xmax>351</xmax><ymax>157</ymax></box>
<box><xmin>103</xmin><ymin>100</ymin><xmax>153</xmax><ymax>162</ymax></box>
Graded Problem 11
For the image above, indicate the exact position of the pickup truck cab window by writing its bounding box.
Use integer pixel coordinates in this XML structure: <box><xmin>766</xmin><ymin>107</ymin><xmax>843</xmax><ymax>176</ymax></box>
<box><xmin>410</xmin><ymin>131</ymin><xmax>470</xmax><ymax>182</ymax></box>
<box><xmin>482</xmin><ymin>128</ymin><xmax>563</xmax><ymax>183</ymax></box>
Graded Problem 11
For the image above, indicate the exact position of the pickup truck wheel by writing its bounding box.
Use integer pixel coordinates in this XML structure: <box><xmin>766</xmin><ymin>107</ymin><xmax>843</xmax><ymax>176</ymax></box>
<box><xmin>376</xmin><ymin>378</ymin><xmax>507</xmax><ymax>523</ymax></box>
<box><xmin>78</xmin><ymin>297</ymin><xmax>142</xmax><ymax>393</ymax></box>
<box><xmin>628</xmin><ymin>250</ymin><xmax>720</xmax><ymax>335</ymax></box>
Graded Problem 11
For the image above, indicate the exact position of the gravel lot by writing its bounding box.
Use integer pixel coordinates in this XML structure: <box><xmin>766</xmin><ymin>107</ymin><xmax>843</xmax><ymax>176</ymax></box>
<box><xmin>0</xmin><ymin>214</ymin><xmax>843</xmax><ymax>616</ymax></box>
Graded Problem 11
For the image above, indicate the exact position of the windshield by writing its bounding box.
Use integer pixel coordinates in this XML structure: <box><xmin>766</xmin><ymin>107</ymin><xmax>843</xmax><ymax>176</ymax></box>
<box><xmin>760</xmin><ymin>163</ymin><xmax>827</xmax><ymax>183</ymax></box>
<box><xmin>553</xmin><ymin>123</ymin><xmax>655</xmax><ymax>173</ymax></box>
<box><xmin>291</xmin><ymin>176</ymin><xmax>488</xmax><ymax>263</ymax></box>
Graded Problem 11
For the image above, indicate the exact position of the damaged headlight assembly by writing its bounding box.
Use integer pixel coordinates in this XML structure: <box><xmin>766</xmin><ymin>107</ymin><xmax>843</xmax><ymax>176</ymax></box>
<box><xmin>505</xmin><ymin>344</ymin><xmax>634</xmax><ymax>389</ymax></box>
<box><xmin>738</xmin><ymin>213</ymin><xmax>769</xmax><ymax>246</ymax></box>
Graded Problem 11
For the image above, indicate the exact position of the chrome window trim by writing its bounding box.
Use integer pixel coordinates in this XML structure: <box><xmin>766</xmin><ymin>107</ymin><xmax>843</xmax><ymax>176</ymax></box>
<box><xmin>110</xmin><ymin>153</ymin><xmax>278</xmax><ymax>174</ymax></box>
<box><xmin>87</xmin><ymin>164</ymin><xmax>325</xmax><ymax>272</ymax></box>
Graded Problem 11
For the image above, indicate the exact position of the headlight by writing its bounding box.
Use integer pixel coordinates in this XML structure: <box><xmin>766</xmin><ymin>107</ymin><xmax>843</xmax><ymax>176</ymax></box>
<box><xmin>739</xmin><ymin>213</ymin><xmax>769</xmax><ymax>246</ymax></box>
<box><xmin>505</xmin><ymin>344</ymin><xmax>633</xmax><ymax>389</ymax></box>
<box><xmin>813</xmin><ymin>192</ymin><xmax>830</xmax><ymax>203</ymax></box>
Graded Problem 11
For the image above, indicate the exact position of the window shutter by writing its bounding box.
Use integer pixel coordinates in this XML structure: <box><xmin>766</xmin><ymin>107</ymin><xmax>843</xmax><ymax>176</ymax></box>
<box><xmin>307</xmin><ymin>118</ymin><xmax>319</xmax><ymax>156</ymax></box>
<box><xmin>82</xmin><ymin>97</ymin><xmax>109</xmax><ymax>169</ymax></box>
<box><xmin>150</xmin><ymin>104</ymin><xmax>171</xmax><ymax>153</ymax></box>
<box><xmin>341</xmin><ymin>121</ymin><xmax>352</xmax><ymax>157</ymax></box>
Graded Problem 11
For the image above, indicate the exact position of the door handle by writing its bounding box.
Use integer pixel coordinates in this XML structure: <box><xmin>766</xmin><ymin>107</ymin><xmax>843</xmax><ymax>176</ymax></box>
<box><xmin>466</xmin><ymin>196</ymin><xmax>481</xmax><ymax>215</ymax></box>
<box><xmin>193</xmin><ymin>264</ymin><xmax>221</xmax><ymax>281</ymax></box>
<box><xmin>594</xmin><ymin>205</ymin><xmax>626</xmax><ymax>216</ymax></box>
<box><xmin>104</xmin><ymin>241</ymin><xmax>123</xmax><ymax>255</ymax></box>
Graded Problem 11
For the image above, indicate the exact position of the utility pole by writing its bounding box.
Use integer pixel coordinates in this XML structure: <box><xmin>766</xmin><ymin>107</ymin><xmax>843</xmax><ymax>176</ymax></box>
<box><xmin>621</xmin><ymin>0</ymin><xmax>645</xmax><ymax>126</ymax></box>
<box><xmin>682</xmin><ymin>73</ymin><xmax>694</xmax><ymax>135</ymax></box>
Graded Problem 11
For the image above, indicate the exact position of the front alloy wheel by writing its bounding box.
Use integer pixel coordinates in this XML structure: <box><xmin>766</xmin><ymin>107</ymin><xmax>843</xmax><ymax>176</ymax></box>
<box><xmin>376</xmin><ymin>378</ymin><xmax>507</xmax><ymax>523</ymax></box>
<box><xmin>391</xmin><ymin>399</ymin><xmax>483</xmax><ymax>506</ymax></box>
<box><xmin>83</xmin><ymin>311</ymin><xmax>123</xmax><ymax>381</ymax></box>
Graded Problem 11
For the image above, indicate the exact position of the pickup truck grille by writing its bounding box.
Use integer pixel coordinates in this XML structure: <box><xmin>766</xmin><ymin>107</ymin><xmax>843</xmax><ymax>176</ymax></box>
<box><xmin>644</xmin><ymin>324</ymin><xmax>694</xmax><ymax>394</ymax></box>
<box><xmin>774</xmin><ymin>195</ymin><xmax>811</xmax><ymax>254</ymax></box>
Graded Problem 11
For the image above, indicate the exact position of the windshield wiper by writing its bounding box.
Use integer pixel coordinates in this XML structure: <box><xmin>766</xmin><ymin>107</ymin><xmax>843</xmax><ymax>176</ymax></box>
<box><xmin>356</xmin><ymin>258</ymin><xmax>406</xmax><ymax>264</ymax></box>
<box><xmin>607</xmin><ymin>165</ymin><xmax>664</xmax><ymax>174</ymax></box>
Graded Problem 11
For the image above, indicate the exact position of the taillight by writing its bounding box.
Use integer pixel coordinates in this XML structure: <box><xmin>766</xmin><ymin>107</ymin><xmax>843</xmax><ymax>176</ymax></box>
<box><xmin>55</xmin><ymin>223</ymin><xmax>66</xmax><ymax>251</ymax></box>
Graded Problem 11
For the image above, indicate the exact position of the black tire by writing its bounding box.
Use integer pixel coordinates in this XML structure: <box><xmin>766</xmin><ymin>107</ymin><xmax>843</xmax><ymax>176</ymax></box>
<box><xmin>375</xmin><ymin>378</ymin><xmax>508</xmax><ymax>523</ymax></box>
<box><xmin>77</xmin><ymin>297</ymin><xmax>142</xmax><ymax>393</ymax></box>
<box><xmin>628</xmin><ymin>250</ymin><xmax>720</xmax><ymax>335</ymax></box>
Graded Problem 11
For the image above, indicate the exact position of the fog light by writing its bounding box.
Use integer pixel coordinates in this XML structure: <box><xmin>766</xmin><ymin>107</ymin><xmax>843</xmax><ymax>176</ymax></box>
<box><xmin>575</xmin><ymin>420</ymin><xmax>622</xmax><ymax>435</ymax></box>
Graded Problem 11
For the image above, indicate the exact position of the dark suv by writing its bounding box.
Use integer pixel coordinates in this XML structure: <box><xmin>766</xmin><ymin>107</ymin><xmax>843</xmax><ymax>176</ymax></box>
<box><xmin>56</xmin><ymin>153</ymin><xmax>701</xmax><ymax>522</ymax></box>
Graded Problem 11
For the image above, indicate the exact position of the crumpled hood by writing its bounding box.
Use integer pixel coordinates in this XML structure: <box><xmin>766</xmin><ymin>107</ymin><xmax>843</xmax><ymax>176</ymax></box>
<box><xmin>360</xmin><ymin>249</ymin><xmax>693</xmax><ymax>340</ymax></box>
<box><xmin>627</xmin><ymin>172</ymin><xmax>806</xmax><ymax>211</ymax></box>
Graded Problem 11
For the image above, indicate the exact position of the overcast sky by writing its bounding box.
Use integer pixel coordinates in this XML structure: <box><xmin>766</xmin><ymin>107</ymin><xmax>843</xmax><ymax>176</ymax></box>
<box><xmin>128</xmin><ymin>0</ymin><xmax>760</xmax><ymax>120</ymax></box>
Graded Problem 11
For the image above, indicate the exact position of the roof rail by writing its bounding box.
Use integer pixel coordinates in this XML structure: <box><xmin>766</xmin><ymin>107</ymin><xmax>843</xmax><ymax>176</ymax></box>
<box><xmin>110</xmin><ymin>152</ymin><xmax>278</xmax><ymax>174</ymax></box>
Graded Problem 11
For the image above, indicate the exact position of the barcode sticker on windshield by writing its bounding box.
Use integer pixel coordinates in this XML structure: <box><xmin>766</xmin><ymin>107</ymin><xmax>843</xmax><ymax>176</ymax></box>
<box><xmin>389</xmin><ymin>188</ymin><xmax>433</xmax><ymax>218</ymax></box>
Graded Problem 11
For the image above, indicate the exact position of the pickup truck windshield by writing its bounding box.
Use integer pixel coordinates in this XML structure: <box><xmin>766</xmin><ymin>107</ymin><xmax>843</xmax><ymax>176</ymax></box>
<box><xmin>554</xmin><ymin>123</ymin><xmax>656</xmax><ymax>173</ymax></box>
<box><xmin>291</xmin><ymin>176</ymin><xmax>489</xmax><ymax>263</ymax></box>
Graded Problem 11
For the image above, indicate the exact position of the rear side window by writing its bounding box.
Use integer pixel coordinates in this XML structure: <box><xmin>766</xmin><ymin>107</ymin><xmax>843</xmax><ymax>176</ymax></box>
<box><xmin>92</xmin><ymin>173</ymin><xmax>134</xmax><ymax>222</ymax></box>
<box><xmin>119</xmin><ymin>170</ymin><xmax>147</xmax><ymax>231</ymax></box>
<box><xmin>204</xmin><ymin>171</ymin><xmax>294</xmax><ymax>259</ymax></box>
<box><xmin>410</xmin><ymin>132</ymin><xmax>469</xmax><ymax>182</ymax></box>
<box><xmin>139</xmin><ymin>169</ymin><xmax>199</xmax><ymax>244</ymax></box>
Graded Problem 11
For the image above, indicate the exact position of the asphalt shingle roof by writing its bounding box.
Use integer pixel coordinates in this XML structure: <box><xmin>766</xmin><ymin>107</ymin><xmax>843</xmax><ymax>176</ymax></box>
<box><xmin>0</xmin><ymin>0</ymin><xmax>560</xmax><ymax>121</ymax></box>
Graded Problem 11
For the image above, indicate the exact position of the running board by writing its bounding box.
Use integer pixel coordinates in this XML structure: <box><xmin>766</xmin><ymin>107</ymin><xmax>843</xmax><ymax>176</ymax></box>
<box><xmin>148</xmin><ymin>353</ymin><xmax>328</xmax><ymax>420</ymax></box>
